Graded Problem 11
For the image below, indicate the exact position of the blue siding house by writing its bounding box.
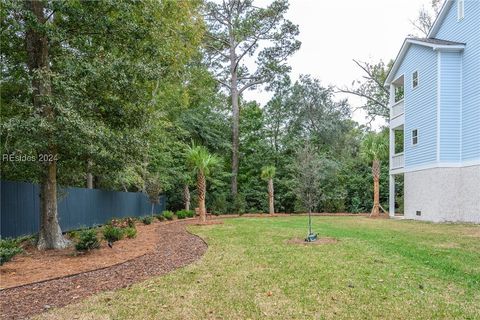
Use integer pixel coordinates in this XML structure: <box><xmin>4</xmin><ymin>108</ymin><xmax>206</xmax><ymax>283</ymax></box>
<box><xmin>385</xmin><ymin>0</ymin><xmax>480</xmax><ymax>223</ymax></box>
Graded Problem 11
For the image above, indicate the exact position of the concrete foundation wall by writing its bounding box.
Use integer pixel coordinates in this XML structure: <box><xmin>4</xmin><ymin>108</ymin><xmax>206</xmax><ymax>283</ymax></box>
<box><xmin>404</xmin><ymin>165</ymin><xmax>480</xmax><ymax>223</ymax></box>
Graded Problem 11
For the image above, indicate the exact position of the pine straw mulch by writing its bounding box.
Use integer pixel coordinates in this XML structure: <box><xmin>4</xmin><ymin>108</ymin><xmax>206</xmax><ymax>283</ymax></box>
<box><xmin>0</xmin><ymin>221</ymin><xmax>207</xmax><ymax>320</ymax></box>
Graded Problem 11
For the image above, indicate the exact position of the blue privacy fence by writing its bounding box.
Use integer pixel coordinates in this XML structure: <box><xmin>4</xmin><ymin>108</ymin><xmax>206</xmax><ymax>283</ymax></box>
<box><xmin>0</xmin><ymin>180</ymin><xmax>166</xmax><ymax>238</ymax></box>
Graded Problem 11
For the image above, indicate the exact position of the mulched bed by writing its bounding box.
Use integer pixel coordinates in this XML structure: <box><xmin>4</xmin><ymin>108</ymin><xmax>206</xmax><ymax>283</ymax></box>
<box><xmin>1</xmin><ymin>222</ymin><xmax>162</xmax><ymax>289</ymax></box>
<box><xmin>0</xmin><ymin>221</ymin><xmax>207</xmax><ymax>320</ymax></box>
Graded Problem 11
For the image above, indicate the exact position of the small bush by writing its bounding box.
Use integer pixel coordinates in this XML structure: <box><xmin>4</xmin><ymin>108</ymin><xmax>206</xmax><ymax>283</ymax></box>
<box><xmin>0</xmin><ymin>238</ymin><xmax>23</xmax><ymax>265</ymax></box>
<box><xmin>156</xmin><ymin>214</ymin><xmax>165</xmax><ymax>221</ymax></box>
<box><xmin>176</xmin><ymin>211</ymin><xmax>186</xmax><ymax>219</ymax></box>
<box><xmin>163</xmin><ymin>210</ymin><xmax>174</xmax><ymax>220</ymax></box>
<box><xmin>176</xmin><ymin>210</ymin><xmax>194</xmax><ymax>219</ymax></box>
<box><xmin>212</xmin><ymin>193</ymin><xmax>228</xmax><ymax>215</ymax></box>
<box><xmin>229</xmin><ymin>193</ymin><xmax>246</xmax><ymax>214</ymax></box>
<box><xmin>141</xmin><ymin>216</ymin><xmax>154</xmax><ymax>225</ymax></box>
<box><xmin>109</xmin><ymin>217</ymin><xmax>135</xmax><ymax>228</ymax></box>
<box><xmin>103</xmin><ymin>225</ymin><xmax>124</xmax><ymax>243</ymax></box>
<box><xmin>67</xmin><ymin>230</ymin><xmax>80</xmax><ymax>239</ymax></box>
<box><xmin>124</xmin><ymin>217</ymin><xmax>136</xmax><ymax>228</ymax></box>
<box><xmin>75</xmin><ymin>229</ymin><xmax>100</xmax><ymax>251</ymax></box>
<box><xmin>124</xmin><ymin>227</ymin><xmax>137</xmax><ymax>239</ymax></box>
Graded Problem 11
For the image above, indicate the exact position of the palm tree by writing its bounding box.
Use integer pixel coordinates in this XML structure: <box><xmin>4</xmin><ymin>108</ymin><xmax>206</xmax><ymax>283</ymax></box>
<box><xmin>261</xmin><ymin>166</ymin><xmax>276</xmax><ymax>214</ymax></box>
<box><xmin>361</xmin><ymin>132</ymin><xmax>389</xmax><ymax>217</ymax></box>
<box><xmin>186</xmin><ymin>145</ymin><xmax>220</xmax><ymax>223</ymax></box>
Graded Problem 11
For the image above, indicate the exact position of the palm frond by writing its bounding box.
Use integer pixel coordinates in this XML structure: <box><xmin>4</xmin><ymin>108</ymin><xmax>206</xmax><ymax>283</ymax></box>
<box><xmin>186</xmin><ymin>144</ymin><xmax>221</xmax><ymax>176</ymax></box>
<box><xmin>361</xmin><ymin>131</ymin><xmax>389</xmax><ymax>162</ymax></box>
<box><xmin>260</xmin><ymin>165</ymin><xmax>276</xmax><ymax>180</ymax></box>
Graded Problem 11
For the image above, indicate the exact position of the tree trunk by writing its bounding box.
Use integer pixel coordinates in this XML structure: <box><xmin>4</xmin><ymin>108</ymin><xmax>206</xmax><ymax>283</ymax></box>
<box><xmin>183</xmin><ymin>184</ymin><xmax>190</xmax><ymax>211</ymax></box>
<box><xmin>197</xmin><ymin>171</ymin><xmax>206</xmax><ymax>223</ymax></box>
<box><xmin>372</xmin><ymin>177</ymin><xmax>380</xmax><ymax>216</ymax></box>
<box><xmin>371</xmin><ymin>159</ymin><xmax>381</xmax><ymax>217</ymax></box>
<box><xmin>229</xmin><ymin>27</ymin><xmax>239</xmax><ymax>198</ymax></box>
<box><xmin>37</xmin><ymin>155</ymin><xmax>70</xmax><ymax>250</ymax></box>
<box><xmin>231</xmin><ymin>86</ymin><xmax>239</xmax><ymax>197</ymax></box>
<box><xmin>268</xmin><ymin>178</ymin><xmax>274</xmax><ymax>214</ymax></box>
<box><xmin>25</xmin><ymin>0</ymin><xmax>69</xmax><ymax>250</ymax></box>
<box><xmin>86</xmin><ymin>159</ymin><xmax>93</xmax><ymax>189</ymax></box>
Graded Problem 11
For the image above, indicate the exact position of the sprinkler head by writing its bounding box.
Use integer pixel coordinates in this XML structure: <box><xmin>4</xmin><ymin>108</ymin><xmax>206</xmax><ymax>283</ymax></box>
<box><xmin>305</xmin><ymin>233</ymin><xmax>318</xmax><ymax>242</ymax></box>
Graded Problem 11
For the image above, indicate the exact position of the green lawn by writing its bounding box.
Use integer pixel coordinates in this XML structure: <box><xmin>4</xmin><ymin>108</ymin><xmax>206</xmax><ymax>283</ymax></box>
<box><xmin>38</xmin><ymin>217</ymin><xmax>480</xmax><ymax>320</ymax></box>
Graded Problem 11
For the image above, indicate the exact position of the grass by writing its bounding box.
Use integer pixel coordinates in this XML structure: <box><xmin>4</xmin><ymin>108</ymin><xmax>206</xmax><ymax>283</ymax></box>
<box><xmin>37</xmin><ymin>216</ymin><xmax>480</xmax><ymax>320</ymax></box>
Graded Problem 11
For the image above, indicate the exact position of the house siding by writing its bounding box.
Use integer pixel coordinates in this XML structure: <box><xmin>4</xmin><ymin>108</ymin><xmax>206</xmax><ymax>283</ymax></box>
<box><xmin>393</xmin><ymin>45</ymin><xmax>438</xmax><ymax>168</ymax></box>
<box><xmin>435</xmin><ymin>0</ymin><xmax>480</xmax><ymax>162</ymax></box>
<box><xmin>439</xmin><ymin>51</ymin><xmax>462</xmax><ymax>162</ymax></box>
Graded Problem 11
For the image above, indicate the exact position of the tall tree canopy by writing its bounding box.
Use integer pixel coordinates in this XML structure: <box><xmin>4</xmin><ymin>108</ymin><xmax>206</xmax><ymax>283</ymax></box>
<box><xmin>204</xmin><ymin>0</ymin><xmax>301</xmax><ymax>198</ymax></box>
<box><xmin>1</xmin><ymin>0</ymin><xmax>205</xmax><ymax>248</ymax></box>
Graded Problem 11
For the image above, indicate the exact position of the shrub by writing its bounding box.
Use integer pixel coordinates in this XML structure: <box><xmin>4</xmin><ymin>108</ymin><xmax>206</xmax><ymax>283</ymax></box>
<box><xmin>156</xmin><ymin>214</ymin><xmax>165</xmax><ymax>221</ymax></box>
<box><xmin>176</xmin><ymin>210</ymin><xmax>187</xmax><ymax>219</ymax></box>
<box><xmin>141</xmin><ymin>216</ymin><xmax>153</xmax><ymax>225</ymax></box>
<box><xmin>0</xmin><ymin>238</ymin><xmax>23</xmax><ymax>265</ymax></box>
<box><xmin>176</xmin><ymin>210</ymin><xmax>194</xmax><ymax>219</ymax></box>
<box><xmin>212</xmin><ymin>193</ymin><xmax>228</xmax><ymax>215</ymax></box>
<box><xmin>229</xmin><ymin>193</ymin><xmax>246</xmax><ymax>214</ymax></box>
<box><xmin>103</xmin><ymin>225</ymin><xmax>124</xmax><ymax>243</ymax></box>
<box><xmin>124</xmin><ymin>227</ymin><xmax>137</xmax><ymax>239</ymax></box>
<box><xmin>109</xmin><ymin>217</ymin><xmax>135</xmax><ymax>229</ymax></box>
<box><xmin>75</xmin><ymin>229</ymin><xmax>100</xmax><ymax>251</ymax></box>
<box><xmin>67</xmin><ymin>230</ymin><xmax>80</xmax><ymax>239</ymax></box>
<box><xmin>163</xmin><ymin>210</ymin><xmax>174</xmax><ymax>220</ymax></box>
<box><xmin>124</xmin><ymin>217</ymin><xmax>136</xmax><ymax>228</ymax></box>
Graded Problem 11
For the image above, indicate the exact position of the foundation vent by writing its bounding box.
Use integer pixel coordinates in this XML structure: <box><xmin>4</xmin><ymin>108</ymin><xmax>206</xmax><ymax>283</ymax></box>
<box><xmin>416</xmin><ymin>211</ymin><xmax>422</xmax><ymax>216</ymax></box>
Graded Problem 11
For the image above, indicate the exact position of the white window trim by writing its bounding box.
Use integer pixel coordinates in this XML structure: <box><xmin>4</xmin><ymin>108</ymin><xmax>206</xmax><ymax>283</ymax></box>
<box><xmin>412</xmin><ymin>129</ymin><xmax>419</xmax><ymax>146</ymax></box>
<box><xmin>457</xmin><ymin>0</ymin><xmax>465</xmax><ymax>21</ymax></box>
<box><xmin>412</xmin><ymin>70</ymin><xmax>419</xmax><ymax>89</ymax></box>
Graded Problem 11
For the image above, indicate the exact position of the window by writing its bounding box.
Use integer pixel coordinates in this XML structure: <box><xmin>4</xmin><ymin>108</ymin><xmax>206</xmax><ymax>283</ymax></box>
<box><xmin>412</xmin><ymin>71</ymin><xmax>419</xmax><ymax>88</ymax></box>
<box><xmin>458</xmin><ymin>0</ymin><xmax>465</xmax><ymax>20</ymax></box>
<box><xmin>412</xmin><ymin>129</ymin><xmax>418</xmax><ymax>145</ymax></box>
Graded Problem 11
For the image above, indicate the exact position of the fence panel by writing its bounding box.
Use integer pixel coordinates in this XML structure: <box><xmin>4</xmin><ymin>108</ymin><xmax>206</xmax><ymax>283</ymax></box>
<box><xmin>0</xmin><ymin>180</ymin><xmax>166</xmax><ymax>238</ymax></box>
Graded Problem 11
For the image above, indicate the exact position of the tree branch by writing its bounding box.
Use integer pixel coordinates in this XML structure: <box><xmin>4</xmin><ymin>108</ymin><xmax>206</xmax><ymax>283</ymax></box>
<box><xmin>234</xmin><ymin>38</ymin><xmax>258</xmax><ymax>70</ymax></box>
<box><xmin>44</xmin><ymin>9</ymin><xmax>56</xmax><ymax>23</ymax></box>
<box><xmin>239</xmin><ymin>78</ymin><xmax>265</xmax><ymax>94</ymax></box>
<box><xmin>352</xmin><ymin>59</ymin><xmax>389</xmax><ymax>95</ymax></box>
<box><xmin>205</xmin><ymin>32</ymin><xmax>230</xmax><ymax>47</ymax></box>
<box><xmin>205</xmin><ymin>43</ymin><xmax>229</xmax><ymax>59</ymax></box>
<box><xmin>336</xmin><ymin>88</ymin><xmax>388</xmax><ymax>110</ymax></box>
<box><xmin>215</xmin><ymin>78</ymin><xmax>231</xmax><ymax>90</ymax></box>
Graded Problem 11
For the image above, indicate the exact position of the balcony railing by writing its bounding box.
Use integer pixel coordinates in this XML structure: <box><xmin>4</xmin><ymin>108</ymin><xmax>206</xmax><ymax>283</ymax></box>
<box><xmin>391</xmin><ymin>152</ymin><xmax>404</xmax><ymax>170</ymax></box>
<box><xmin>390</xmin><ymin>99</ymin><xmax>404</xmax><ymax>119</ymax></box>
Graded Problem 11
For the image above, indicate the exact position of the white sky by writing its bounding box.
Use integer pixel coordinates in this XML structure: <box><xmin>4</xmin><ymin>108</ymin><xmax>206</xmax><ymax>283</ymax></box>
<box><xmin>243</xmin><ymin>0</ymin><xmax>435</xmax><ymax>128</ymax></box>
